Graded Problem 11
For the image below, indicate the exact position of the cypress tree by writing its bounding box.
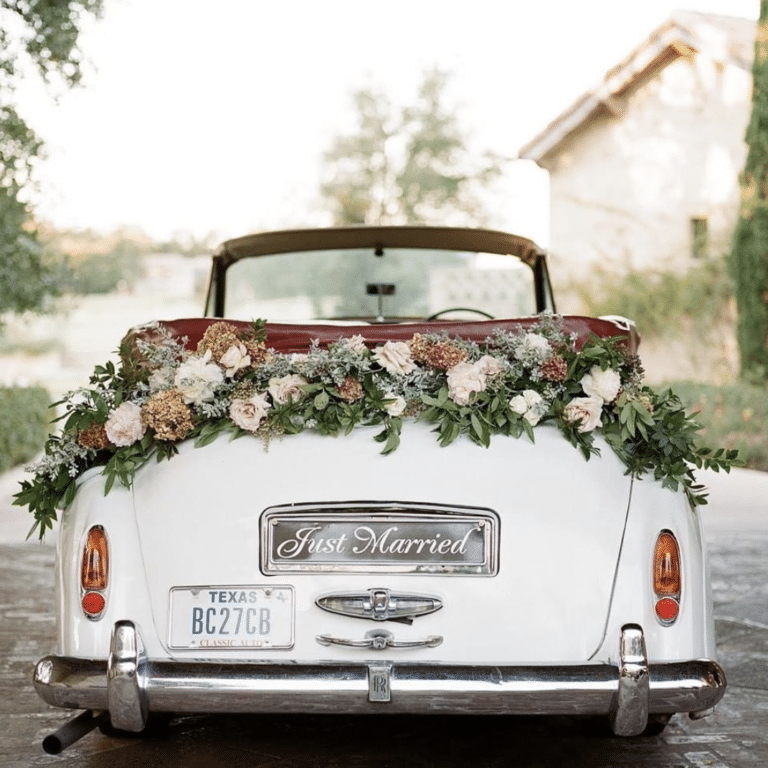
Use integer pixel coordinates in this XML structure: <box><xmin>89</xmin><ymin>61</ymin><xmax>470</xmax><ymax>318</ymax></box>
<box><xmin>730</xmin><ymin>0</ymin><xmax>768</xmax><ymax>378</ymax></box>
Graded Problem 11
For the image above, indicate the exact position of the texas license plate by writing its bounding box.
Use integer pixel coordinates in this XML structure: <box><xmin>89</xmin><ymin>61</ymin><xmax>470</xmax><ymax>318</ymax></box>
<box><xmin>169</xmin><ymin>585</ymin><xmax>294</xmax><ymax>649</ymax></box>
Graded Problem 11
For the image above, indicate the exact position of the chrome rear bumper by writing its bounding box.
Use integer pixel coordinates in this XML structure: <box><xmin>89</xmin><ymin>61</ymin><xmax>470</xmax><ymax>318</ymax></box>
<box><xmin>33</xmin><ymin>621</ymin><xmax>726</xmax><ymax>738</ymax></box>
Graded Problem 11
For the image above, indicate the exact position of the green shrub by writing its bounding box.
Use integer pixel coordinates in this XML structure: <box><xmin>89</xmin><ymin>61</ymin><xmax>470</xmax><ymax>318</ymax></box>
<box><xmin>574</xmin><ymin>258</ymin><xmax>733</xmax><ymax>338</ymax></box>
<box><xmin>0</xmin><ymin>386</ymin><xmax>51</xmax><ymax>473</ymax></box>
<box><xmin>669</xmin><ymin>380</ymin><xmax>768</xmax><ymax>472</ymax></box>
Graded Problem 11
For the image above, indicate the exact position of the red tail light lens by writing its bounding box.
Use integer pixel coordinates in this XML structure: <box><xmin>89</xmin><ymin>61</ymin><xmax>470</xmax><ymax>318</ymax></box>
<box><xmin>81</xmin><ymin>591</ymin><xmax>106</xmax><ymax>616</ymax></box>
<box><xmin>81</xmin><ymin>526</ymin><xmax>109</xmax><ymax>590</ymax></box>
<box><xmin>653</xmin><ymin>531</ymin><xmax>681</xmax><ymax>624</ymax></box>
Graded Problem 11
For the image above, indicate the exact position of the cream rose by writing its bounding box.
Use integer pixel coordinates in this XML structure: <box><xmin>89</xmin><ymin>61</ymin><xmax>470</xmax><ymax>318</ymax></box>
<box><xmin>446</xmin><ymin>362</ymin><xmax>487</xmax><ymax>406</ymax></box>
<box><xmin>229</xmin><ymin>392</ymin><xmax>271</xmax><ymax>432</ymax></box>
<box><xmin>476</xmin><ymin>354</ymin><xmax>505</xmax><ymax>377</ymax></box>
<box><xmin>373</xmin><ymin>341</ymin><xmax>417</xmax><ymax>375</ymax></box>
<box><xmin>268</xmin><ymin>374</ymin><xmax>308</xmax><ymax>404</ymax></box>
<box><xmin>563</xmin><ymin>395</ymin><xmax>604</xmax><ymax>433</ymax></box>
<box><xmin>581</xmin><ymin>365</ymin><xmax>622</xmax><ymax>403</ymax></box>
<box><xmin>219</xmin><ymin>343</ymin><xmax>251</xmax><ymax>377</ymax></box>
<box><xmin>174</xmin><ymin>350</ymin><xmax>224</xmax><ymax>406</ymax></box>
<box><xmin>382</xmin><ymin>392</ymin><xmax>407</xmax><ymax>417</ymax></box>
<box><xmin>104</xmin><ymin>402</ymin><xmax>146</xmax><ymax>447</ymax></box>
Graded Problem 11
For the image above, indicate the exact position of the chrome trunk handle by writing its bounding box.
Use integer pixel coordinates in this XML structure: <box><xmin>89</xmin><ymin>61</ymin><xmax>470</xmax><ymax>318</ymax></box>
<box><xmin>316</xmin><ymin>628</ymin><xmax>442</xmax><ymax>650</ymax></box>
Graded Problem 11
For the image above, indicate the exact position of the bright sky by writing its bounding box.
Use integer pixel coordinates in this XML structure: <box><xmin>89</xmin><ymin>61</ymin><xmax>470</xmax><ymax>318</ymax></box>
<box><xmin>17</xmin><ymin>0</ymin><xmax>760</xmax><ymax>246</ymax></box>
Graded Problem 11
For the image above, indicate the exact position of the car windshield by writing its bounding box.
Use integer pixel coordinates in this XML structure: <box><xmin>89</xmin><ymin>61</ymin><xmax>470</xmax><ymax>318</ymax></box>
<box><xmin>223</xmin><ymin>247</ymin><xmax>538</xmax><ymax>321</ymax></box>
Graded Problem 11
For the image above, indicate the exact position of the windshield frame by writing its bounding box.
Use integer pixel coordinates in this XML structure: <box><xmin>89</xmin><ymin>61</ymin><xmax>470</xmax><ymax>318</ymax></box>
<box><xmin>204</xmin><ymin>226</ymin><xmax>555</xmax><ymax>319</ymax></box>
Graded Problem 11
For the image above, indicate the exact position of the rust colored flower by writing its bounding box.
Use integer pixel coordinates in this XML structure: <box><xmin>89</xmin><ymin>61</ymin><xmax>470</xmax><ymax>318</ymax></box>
<box><xmin>336</xmin><ymin>376</ymin><xmax>363</xmax><ymax>403</ymax></box>
<box><xmin>539</xmin><ymin>355</ymin><xmax>568</xmax><ymax>382</ymax></box>
<box><xmin>78</xmin><ymin>423</ymin><xmax>112</xmax><ymax>450</ymax></box>
<box><xmin>141</xmin><ymin>389</ymin><xmax>194</xmax><ymax>442</ymax></box>
<box><xmin>409</xmin><ymin>334</ymin><xmax>468</xmax><ymax>370</ymax></box>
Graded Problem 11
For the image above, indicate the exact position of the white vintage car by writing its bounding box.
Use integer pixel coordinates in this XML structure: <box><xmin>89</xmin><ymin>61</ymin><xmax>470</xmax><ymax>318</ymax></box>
<box><xmin>23</xmin><ymin>226</ymin><xmax>729</xmax><ymax>753</ymax></box>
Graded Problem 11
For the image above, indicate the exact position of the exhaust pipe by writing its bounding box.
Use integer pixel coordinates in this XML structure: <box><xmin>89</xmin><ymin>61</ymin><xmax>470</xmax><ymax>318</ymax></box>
<box><xmin>42</xmin><ymin>709</ymin><xmax>108</xmax><ymax>754</ymax></box>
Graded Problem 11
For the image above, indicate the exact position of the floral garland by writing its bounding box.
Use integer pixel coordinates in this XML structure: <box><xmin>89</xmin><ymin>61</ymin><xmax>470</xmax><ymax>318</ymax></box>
<box><xmin>15</xmin><ymin>314</ymin><xmax>739</xmax><ymax>539</ymax></box>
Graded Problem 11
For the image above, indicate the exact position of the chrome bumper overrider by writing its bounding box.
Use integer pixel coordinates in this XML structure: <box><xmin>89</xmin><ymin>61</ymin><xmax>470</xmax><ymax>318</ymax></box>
<box><xmin>33</xmin><ymin>621</ymin><xmax>726</xmax><ymax>738</ymax></box>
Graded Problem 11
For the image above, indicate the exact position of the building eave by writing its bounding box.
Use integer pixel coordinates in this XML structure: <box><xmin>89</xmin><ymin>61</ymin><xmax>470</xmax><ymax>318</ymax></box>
<box><xmin>518</xmin><ymin>21</ymin><xmax>698</xmax><ymax>165</ymax></box>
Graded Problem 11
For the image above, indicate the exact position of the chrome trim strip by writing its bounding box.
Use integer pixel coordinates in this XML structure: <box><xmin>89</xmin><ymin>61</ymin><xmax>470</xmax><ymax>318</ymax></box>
<box><xmin>316</xmin><ymin>628</ymin><xmax>443</xmax><ymax>650</ymax></box>
<box><xmin>34</xmin><ymin>656</ymin><xmax>725</xmax><ymax>718</ymax></box>
<box><xmin>107</xmin><ymin>620</ymin><xmax>147</xmax><ymax>732</ymax></box>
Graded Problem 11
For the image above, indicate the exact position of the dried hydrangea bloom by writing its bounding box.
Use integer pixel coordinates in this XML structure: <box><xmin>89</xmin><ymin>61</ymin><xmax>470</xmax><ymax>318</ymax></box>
<box><xmin>336</xmin><ymin>376</ymin><xmax>364</xmax><ymax>403</ymax></box>
<box><xmin>539</xmin><ymin>355</ymin><xmax>568</xmax><ymax>382</ymax></box>
<box><xmin>409</xmin><ymin>334</ymin><xmax>468</xmax><ymax>370</ymax></box>
<box><xmin>141</xmin><ymin>389</ymin><xmax>194</xmax><ymax>442</ymax></box>
<box><xmin>197</xmin><ymin>322</ymin><xmax>243</xmax><ymax>361</ymax></box>
<box><xmin>244</xmin><ymin>339</ymin><xmax>270</xmax><ymax>365</ymax></box>
<box><xmin>78</xmin><ymin>423</ymin><xmax>112</xmax><ymax>450</ymax></box>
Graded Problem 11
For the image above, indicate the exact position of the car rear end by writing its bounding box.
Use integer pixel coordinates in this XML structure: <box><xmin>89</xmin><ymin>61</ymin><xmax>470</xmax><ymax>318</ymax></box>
<box><xmin>35</xmin><ymin>422</ymin><xmax>724</xmax><ymax>736</ymax></box>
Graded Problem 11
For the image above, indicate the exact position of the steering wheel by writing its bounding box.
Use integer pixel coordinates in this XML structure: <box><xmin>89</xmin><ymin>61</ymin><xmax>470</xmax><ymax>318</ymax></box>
<box><xmin>425</xmin><ymin>307</ymin><xmax>495</xmax><ymax>321</ymax></box>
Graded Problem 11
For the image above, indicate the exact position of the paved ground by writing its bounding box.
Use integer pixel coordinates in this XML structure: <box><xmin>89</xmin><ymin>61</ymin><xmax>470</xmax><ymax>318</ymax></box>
<box><xmin>1</xmin><ymin>466</ymin><xmax>767</xmax><ymax>767</ymax></box>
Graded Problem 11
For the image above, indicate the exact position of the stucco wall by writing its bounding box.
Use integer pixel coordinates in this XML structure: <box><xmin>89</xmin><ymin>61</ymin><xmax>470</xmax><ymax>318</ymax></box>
<box><xmin>545</xmin><ymin>51</ymin><xmax>751</xmax><ymax>286</ymax></box>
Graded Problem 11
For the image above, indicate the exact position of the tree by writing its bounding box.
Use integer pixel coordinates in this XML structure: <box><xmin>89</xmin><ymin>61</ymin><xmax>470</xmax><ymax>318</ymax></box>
<box><xmin>0</xmin><ymin>0</ymin><xmax>103</xmax><ymax>318</ymax></box>
<box><xmin>320</xmin><ymin>68</ymin><xmax>502</xmax><ymax>226</ymax></box>
<box><xmin>729</xmin><ymin>0</ymin><xmax>768</xmax><ymax>378</ymax></box>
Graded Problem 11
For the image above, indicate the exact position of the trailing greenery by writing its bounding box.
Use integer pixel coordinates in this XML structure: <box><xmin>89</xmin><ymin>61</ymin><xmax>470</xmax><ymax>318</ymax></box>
<box><xmin>14</xmin><ymin>316</ymin><xmax>740</xmax><ymax>540</ymax></box>
<box><xmin>729</xmin><ymin>0</ymin><xmax>768</xmax><ymax>379</ymax></box>
<box><xmin>574</xmin><ymin>257</ymin><xmax>733</xmax><ymax>338</ymax></box>
<box><xmin>0</xmin><ymin>385</ymin><xmax>50</xmax><ymax>473</ymax></box>
<box><xmin>666</xmin><ymin>381</ymin><xmax>768</xmax><ymax>472</ymax></box>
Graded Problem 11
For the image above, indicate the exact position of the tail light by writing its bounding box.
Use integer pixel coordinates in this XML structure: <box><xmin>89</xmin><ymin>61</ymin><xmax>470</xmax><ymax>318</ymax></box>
<box><xmin>653</xmin><ymin>530</ymin><xmax>681</xmax><ymax>625</ymax></box>
<box><xmin>81</xmin><ymin>526</ymin><xmax>109</xmax><ymax>619</ymax></box>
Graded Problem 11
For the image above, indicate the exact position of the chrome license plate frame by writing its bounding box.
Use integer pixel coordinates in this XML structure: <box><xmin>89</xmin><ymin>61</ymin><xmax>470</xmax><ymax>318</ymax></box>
<box><xmin>169</xmin><ymin>585</ymin><xmax>294</xmax><ymax>650</ymax></box>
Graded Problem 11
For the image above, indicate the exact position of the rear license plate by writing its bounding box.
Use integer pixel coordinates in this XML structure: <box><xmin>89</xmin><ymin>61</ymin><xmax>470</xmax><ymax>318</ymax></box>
<box><xmin>169</xmin><ymin>585</ymin><xmax>294</xmax><ymax>650</ymax></box>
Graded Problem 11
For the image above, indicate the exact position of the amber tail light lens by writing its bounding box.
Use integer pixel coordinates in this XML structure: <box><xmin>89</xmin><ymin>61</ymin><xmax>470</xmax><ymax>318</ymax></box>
<box><xmin>81</xmin><ymin>526</ymin><xmax>109</xmax><ymax>590</ymax></box>
<box><xmin>653</xmin><ymin>531</ymin><xmax>681</xmax><ymax>624</ymax></box>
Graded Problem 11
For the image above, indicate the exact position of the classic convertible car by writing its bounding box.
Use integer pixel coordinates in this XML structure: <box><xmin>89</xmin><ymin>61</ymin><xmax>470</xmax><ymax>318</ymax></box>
<box><xmin>22</xmin><ymin>226</ymin><xmax>729</xmax><ymax>752</ymax></box>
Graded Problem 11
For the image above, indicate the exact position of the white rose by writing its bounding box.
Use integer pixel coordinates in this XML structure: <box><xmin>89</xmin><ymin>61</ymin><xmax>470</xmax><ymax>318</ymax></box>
<box><xmin>290</xmin><ymin>353</ymin><xmax>309</xmax><ymax>365</ymax></box>
<box><xmin>229</xmin><ymin>392</ymin><xmax>271</xmax><ymax>432</ymax></box>
<box><xmin>268</xmin><ymin>374</ymin><xmax>308</xmax><ymax>404</ymax></box>
<box><xmin>174</xmin><ymin>350</ymin><xmax>225</xmax><ymax>406</ymax></box>
<box><xmin>446</xmin><ymin>362</ymin><xmax>487</xmax><ymax>406</ymax></box>
<box><xmin>341</xmin><ymin>335</ymin><xmax>368</xmax><ymax>354</ymax></box>
<box><xmin>515</xmin><ymin>332</ymin><xmax>552</xmax><ymax>363</ymax></box>
<box><xmin>148</xmin><ymin>367</ymin><xmax>174</xmax><ymax>392</ymax></box>
<box><xmin>509</xmin><ymin>389</ymin><xmax>546</xmax><ymax>426</ymax></box>
<box><xmin>104</xmin><ymin>401</ymin><xmax>146</xmax><ymax>447</ymax></box>
<box><xmin>476</xmin><ymin>354</ymin><xmax>505</xmax><ymax>377</ymax></box>
<box><xmin>219</xmin><ymin>343</ymin><xmax>251</xmax><ymax>377</ymax></box>
<box><xmin>373</xmin><ymin>341</ymin><xmax>417</xmax><ymax>375</ymax></box>
<box><xmin>383</xmin><ymin>393</ymin><xmax>407</xmax><ymax>417</ymax></box>
<box><xmin>563</xmin><ymin>395</ymin><xmax>604</xmax><ymax>433</ymax></box>
<box><xmin>581</xmin><ymin>365</ymin><xmax>622</xmax><ymax>404</ymax></box>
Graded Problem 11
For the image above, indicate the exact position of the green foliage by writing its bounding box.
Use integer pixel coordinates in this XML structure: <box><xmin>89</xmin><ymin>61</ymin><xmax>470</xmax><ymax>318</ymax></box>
<box><xmin>665</xmin><ymin>380</ymin><xmax>768</xmax><ymax>472</ymax></box>
<box><xmin>0</xmin><ymin>385</ymin><xmax>50</xmax><ymax>472</ymax></box>
<box><xmin>0</xmin><ymin>1</ymin><xmax>104</xmax><ymax>321</ymax></box>
<box><xmin>574</xmin><ymin>257</ymin><xmax>733</xmax><ymax>338</ymax></box>
<box><xmin>14</xmin><ymin>317</ymin><xmax>742</xmax><ymax>540</ymax></box>
<box><xmin>321</xmin><ymin>67</ymin><xmax>502</xmax><ymax>226</ymax></box>
<box><xmin>728</xmin><ymin>2</ymin><xmax>768</xmax><ymax>378</ymax></box>
<box><xmin>67</xmin><ymin>239</ymin><xmax>146</xmax><ymax>294</ymax></box>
